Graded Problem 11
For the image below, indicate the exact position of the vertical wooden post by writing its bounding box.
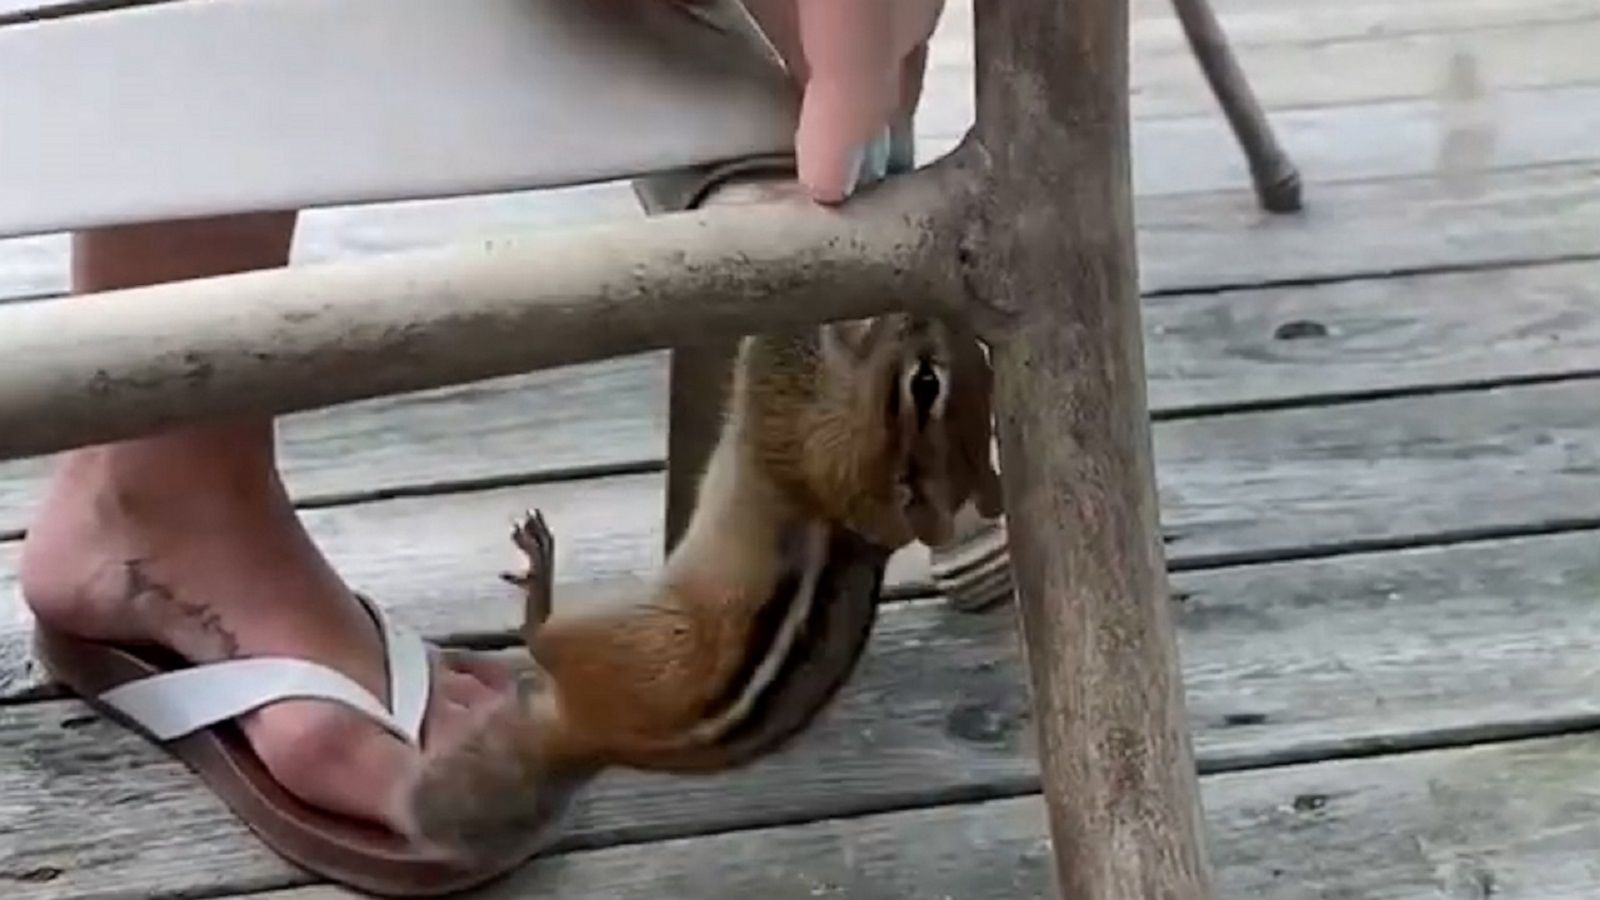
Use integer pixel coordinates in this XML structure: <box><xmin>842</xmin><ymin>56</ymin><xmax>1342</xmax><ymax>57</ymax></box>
<box><xmin>664</xmin><ymin>342</ymin><xmax>736</xmax><ymax>552</ymax></box>
<box><xmin>969</xmin><ymin>0</ymin><xmax>1212</xmax><ymax>897</ymax></box>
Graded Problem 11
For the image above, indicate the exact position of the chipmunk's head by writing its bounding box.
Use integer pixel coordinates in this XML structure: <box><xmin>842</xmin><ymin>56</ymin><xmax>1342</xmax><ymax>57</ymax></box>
<box><xmin>817</xmin><ymin>313</ymin><xmax>1003</xmax><ymax>549</ymax></box>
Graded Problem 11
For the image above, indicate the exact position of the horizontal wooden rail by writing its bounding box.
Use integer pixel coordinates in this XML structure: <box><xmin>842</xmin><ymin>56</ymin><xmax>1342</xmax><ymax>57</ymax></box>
<box><xmin>0</xmin><ymin>155</ymin><xmax>974</xmax><ymax>463</ymax></box>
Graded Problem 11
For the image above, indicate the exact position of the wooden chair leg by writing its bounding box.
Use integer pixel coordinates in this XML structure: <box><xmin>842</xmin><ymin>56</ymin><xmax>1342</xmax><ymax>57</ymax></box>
<box><xmin>985</xmin><ymin>230</ymin><xmax>1212</xmax><ymax>893</ymax></box>
<box><xmin>1171</xmin><ymin>0</ymin><xmax>1303</xmax><ymax>213</ymax></box>
<box><xmin>663</xmin><ymin>341</ymin><xmax>737</xmax><ymax>553</ymax></box>
<box><xmin>630</xmin><ymin>150</ymin><xmax>792</xmax><ymax>555</ymax></box>
<box><xmin>974</xmin><ymin>0</ymin><xmax>1212</xmax><ymax>895</ymax></box>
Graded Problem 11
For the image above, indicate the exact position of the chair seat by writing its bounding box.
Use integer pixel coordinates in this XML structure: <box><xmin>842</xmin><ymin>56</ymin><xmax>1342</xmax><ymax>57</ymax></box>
<box><xmin>0</xmin><ymin>0</ymin><xmax>798</xmax><ymax>240</ymax></box>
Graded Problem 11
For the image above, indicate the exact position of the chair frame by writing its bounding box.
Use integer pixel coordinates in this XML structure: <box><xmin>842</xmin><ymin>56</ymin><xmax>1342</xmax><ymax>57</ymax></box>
<box><xmin>0</xmin><ymin>0</ymin><xmax>1310</xmax><ymax>894</ymax></box>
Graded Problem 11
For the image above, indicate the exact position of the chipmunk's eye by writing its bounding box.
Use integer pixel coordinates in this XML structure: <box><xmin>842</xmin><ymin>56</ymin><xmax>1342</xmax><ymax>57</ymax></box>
<box><xmin>909</xmin><ymin>359</ymin><xmax>942</xmax><ymax>429</ymax></box>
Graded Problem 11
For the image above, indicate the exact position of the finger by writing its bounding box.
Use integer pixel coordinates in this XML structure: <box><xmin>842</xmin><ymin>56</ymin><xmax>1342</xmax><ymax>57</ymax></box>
<box><xmin>792</xmin><ymin>0</ymin><xmax>901</xmax><ymax>203</ymax></box>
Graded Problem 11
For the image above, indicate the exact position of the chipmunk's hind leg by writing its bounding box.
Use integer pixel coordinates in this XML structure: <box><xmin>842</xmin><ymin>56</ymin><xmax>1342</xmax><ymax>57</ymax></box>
<box><xmin>395</xmin><ymin>681</ymin><xmax>593</xmax><ymax>865</ymax></box>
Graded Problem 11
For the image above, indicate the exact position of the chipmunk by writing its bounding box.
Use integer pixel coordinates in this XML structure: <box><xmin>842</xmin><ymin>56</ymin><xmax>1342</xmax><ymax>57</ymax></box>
<box><xmin>399</xmin><ymin>306</ymin><xmax>1001</xmax><ymax>855</ymax></box>
<box><xmin>393</xmin><ymin>173</ymin><xmax>1002</xmax><ymax>857</ymax></box>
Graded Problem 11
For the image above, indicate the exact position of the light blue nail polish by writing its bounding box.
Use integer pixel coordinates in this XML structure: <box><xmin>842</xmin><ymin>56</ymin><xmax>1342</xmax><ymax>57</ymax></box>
<box><xmin>887</xmin><ymin>131</ymin><xmax>916</xmax><ymax>175</ymax></box>
<box><xmin>862</xmin><ymin>127</ymin><xmax>893</xmax><ymax>183</ymax></box>
<box><xmin>843</xmin><ymin>126</ymin><xmax>895</xmax><ymax>199</ymax></box>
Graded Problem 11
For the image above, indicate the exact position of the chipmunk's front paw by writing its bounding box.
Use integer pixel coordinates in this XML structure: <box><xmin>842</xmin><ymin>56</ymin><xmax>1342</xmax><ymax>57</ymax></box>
<box><xmin>502</xmin><ymin>509</ymin><xmax>556</xmax><ymax>628</ymax></box>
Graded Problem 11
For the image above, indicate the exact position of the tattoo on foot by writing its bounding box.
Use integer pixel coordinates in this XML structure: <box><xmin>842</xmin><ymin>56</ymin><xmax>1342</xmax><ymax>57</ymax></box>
<box><xmin>123</xmin><ymin>558</ymin><xmax>241</xmax><ymax>659</ymax></box>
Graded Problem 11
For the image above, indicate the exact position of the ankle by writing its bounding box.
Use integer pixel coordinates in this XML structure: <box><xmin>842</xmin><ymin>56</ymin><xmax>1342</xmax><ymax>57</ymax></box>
<box><xmin>61</xmin><ymin>420</ymin><xmax>280</xmax><ymax>513</ymax></box>
<box><xmin>19</xmin><ymin>424</ymin><xmax>285</xmax><ymax>611</ymax></box>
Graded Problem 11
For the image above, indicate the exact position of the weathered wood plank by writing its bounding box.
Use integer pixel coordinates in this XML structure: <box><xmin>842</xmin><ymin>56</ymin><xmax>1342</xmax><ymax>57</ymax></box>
<box><xmin>6</xmin><ymin>527</ymin><xmax>1600</xmax><ymax>899</ymax></box>
<box><xmin>1143</xmin><ymin>258</ymin><xmax>1600</xmax><ymax>414</ymax></box>
<box><xmin>1140</xmin><ymin>160</ymin><xmax>1600</xmax><ymax>291</ymax></box>
<box><xmin>929</xmin><ymin>0</ymin><xmax>1600</xmax><ymax>122</ymax></box>
<box><xmin>1135</xmin><ymin>83</ymin><xmax>1600</xmax><ymax>198</ymax></box>
<box><xmin>910</xmin><ymin>77</ymin><xmax>1600</xmax><ymax>196</ymax></box>
<box><xmin>1127</xmin><ymin>5</ymin><xmax>1600</xmax><ymax>119</ymax></box>
<box><xmin>1149</xmin><ymin>377</ymin><xmax>1600</xmax><ymax>566</ymax></box>
<box><xmin>1140</xmin><ymin>0</ymin><xmax>1597</xmax><ymax>38</ymax></box>
<box><xmin>6</xmin><ymin>255</ymin><xmax>1599</xmax><ymax>541</ymax></box>
<box><xmin>10</xmin><ymin>373</ymin><xmax>1600</xmax><ymax>696</ymax></box>
<box><xmin>245</xmin><ymin>733</ymin><xmax>1600</xmax><ymax>900</ymax></box>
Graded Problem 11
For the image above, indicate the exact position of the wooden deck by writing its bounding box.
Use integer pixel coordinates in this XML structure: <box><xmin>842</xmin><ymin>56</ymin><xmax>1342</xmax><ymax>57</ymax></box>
<box><xmin>5</xmin><ymin>0</ymin><xmax>1600</xmax><ymax>896</ymax></box>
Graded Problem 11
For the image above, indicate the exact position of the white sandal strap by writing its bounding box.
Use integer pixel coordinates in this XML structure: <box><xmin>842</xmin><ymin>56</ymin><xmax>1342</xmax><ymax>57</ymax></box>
<box><xmin>360</xmin><ymin>593</ymin><xmax>430</xmax><ymax>744</ymax></box>
<box><xmin>98</xmin><ymin>657</ymin><xmax>413</xmax><ymax>744</ymax></box>
<box><xmin>96</xmin><ymin>593</ymin><xmax>433</xmax><ymax>747</ymax></box>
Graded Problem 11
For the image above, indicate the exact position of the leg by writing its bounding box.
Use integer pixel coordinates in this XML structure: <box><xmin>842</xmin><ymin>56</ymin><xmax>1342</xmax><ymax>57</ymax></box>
<box><xmin>19</xmin><ymin>214</ymin><xmax>521</xmax><ymax>834</ymax></box>
<box><xmin>987</xmin><ymin>255</ymin><xmax>1211</xmax><ymax>898</ymax></box>
<box><xmin>633</xmin><ymin>154</ymin><xmax>792</xmax><ymax>556</ymax></box>
<box><xmin>985</xmin><ymin>215</ymin><xmax>1211</xmax><ymax>890</ymax></box>
<box><xmin>1171</xmin><ymin>0</ymin><xmax>1302</xmax><ymax>213</ymax></box>
<box><xmin>974</xmin><ymin>0</ymin><xmax>1212</xmax><ymax>895</ymax></box>
<box><xmin>664</xmin><ymin>342</ymin><xmax>738</xmax><ymax>553</ymax></box>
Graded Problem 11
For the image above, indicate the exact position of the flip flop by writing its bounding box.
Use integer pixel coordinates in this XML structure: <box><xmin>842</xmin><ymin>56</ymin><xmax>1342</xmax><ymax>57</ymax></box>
<box><xmin>31</xmin><ymin>593</ymin><xmax>559</xmax><ymax>897</ymax></box>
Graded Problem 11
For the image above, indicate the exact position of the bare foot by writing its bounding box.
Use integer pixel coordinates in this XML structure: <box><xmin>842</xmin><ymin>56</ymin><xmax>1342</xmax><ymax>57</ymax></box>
<box><xmin>19</xmin><ymin>428</ymin><xmax>530</xmax><ymax>838</ymax></box>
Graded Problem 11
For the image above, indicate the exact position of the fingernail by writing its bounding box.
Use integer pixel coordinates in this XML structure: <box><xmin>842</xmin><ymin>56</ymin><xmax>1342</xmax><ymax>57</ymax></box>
<box><xmin>863</xmin><ymin>128</ymin><xmax>893</xmax><ymax>182</ymax></box>
<box><xmin>888</xmin><ymin>121</ymin><xmax>916</xmax><ymax>175</ymax></box>
<box><xmin>838</xmin><ymin>143</ymin><xmax>866</xmax><ymax>200</ymax></box>
<box><xmin>840</xmin><ymin>127</ymin><xmax>894</xmax><ymax>200</ymax></box>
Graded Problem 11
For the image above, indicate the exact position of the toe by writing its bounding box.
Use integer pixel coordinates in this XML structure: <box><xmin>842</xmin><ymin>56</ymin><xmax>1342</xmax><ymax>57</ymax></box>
<box><xmin>440</xmin><ymin>648</ymin><xmax>523</xmax><ymax>694</ymax></box>
<box><xmin>439</xmin><ymin>667</ymin><xmax>498</xmax><ymax>709</ymax></box>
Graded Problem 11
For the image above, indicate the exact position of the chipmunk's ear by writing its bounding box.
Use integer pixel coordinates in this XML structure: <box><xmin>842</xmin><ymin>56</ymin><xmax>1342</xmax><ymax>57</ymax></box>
<box><xmin>820</xmin><ymin>316</ymin><xmax>898</xmax><ymax>373</ymax></box>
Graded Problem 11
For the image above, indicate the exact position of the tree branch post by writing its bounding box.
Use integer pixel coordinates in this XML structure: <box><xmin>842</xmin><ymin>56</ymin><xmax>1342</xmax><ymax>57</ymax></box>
<box><xmin>969</xmin><ymin>0</ymin><xmax>1214</xmax><ymax>896</ymax></box>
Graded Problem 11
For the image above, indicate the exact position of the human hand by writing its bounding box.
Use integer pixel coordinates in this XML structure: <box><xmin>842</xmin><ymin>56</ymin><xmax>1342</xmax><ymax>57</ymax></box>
<box><xmin>739</xmin><ymin>0</ymin><xmax>945</xmax><ymax>204</ymax></box>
